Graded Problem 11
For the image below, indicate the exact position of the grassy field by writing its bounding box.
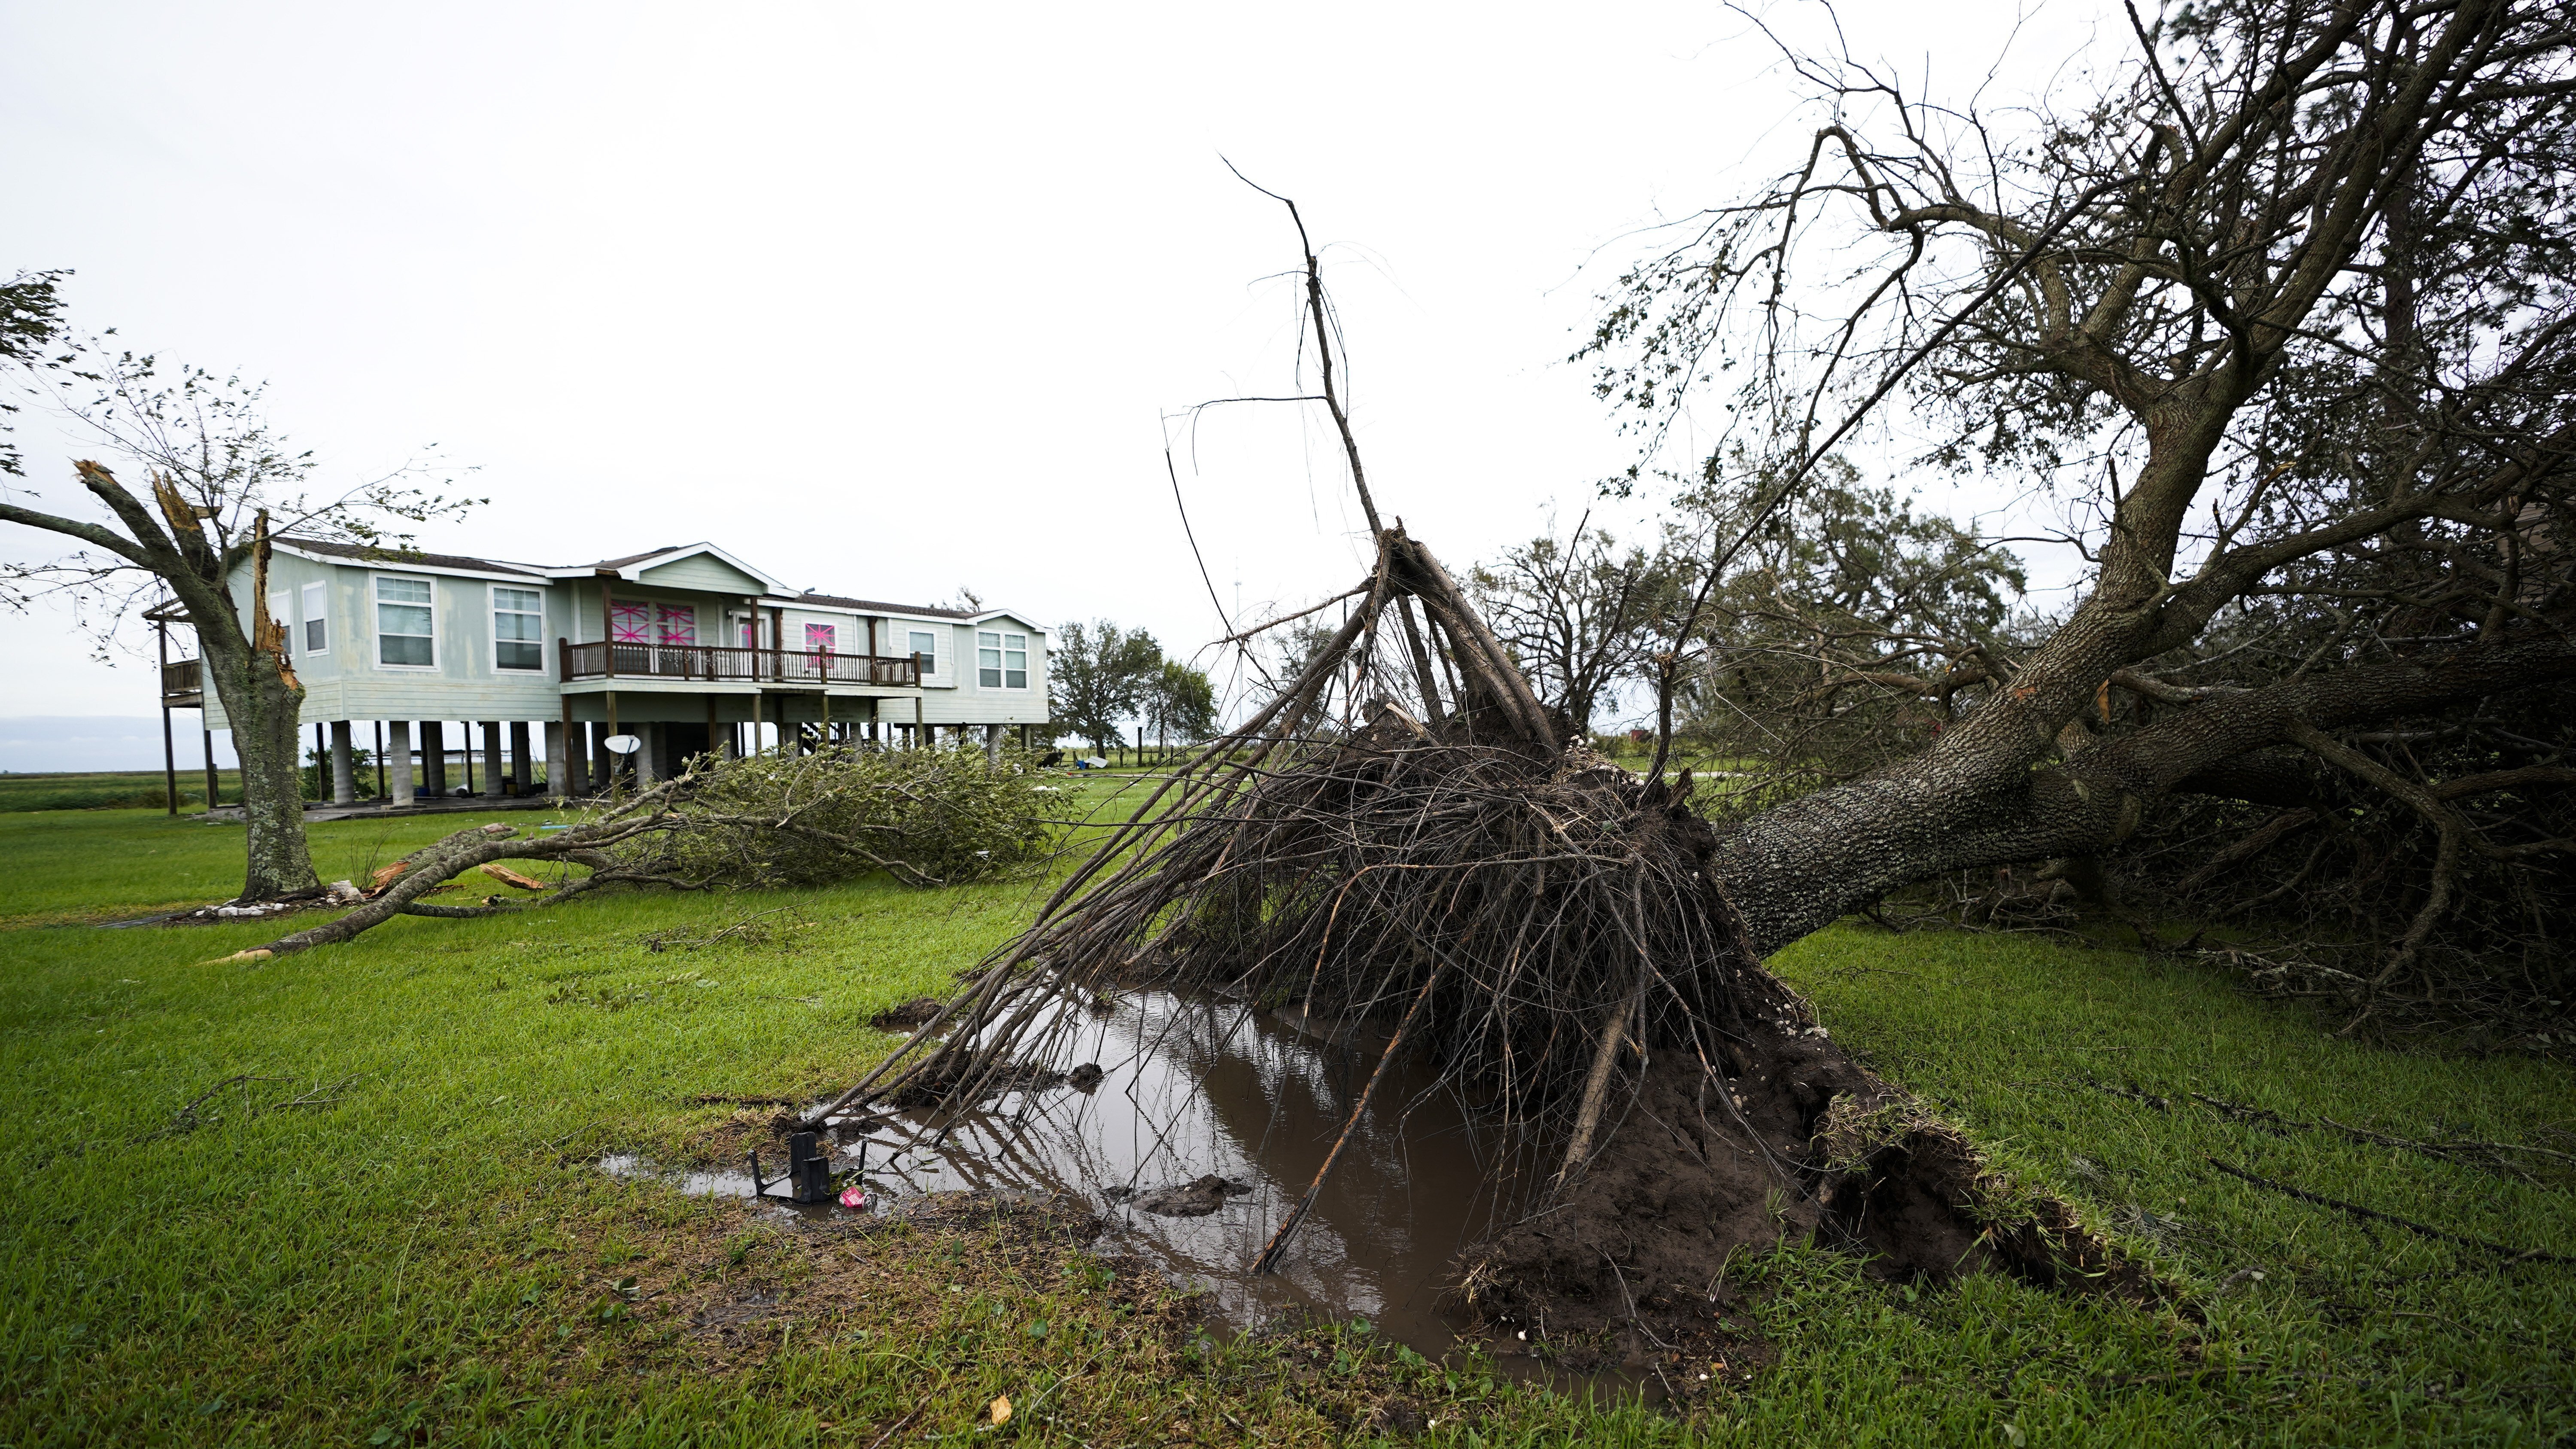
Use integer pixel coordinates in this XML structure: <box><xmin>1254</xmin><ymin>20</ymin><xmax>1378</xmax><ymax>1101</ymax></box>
<box><xmin>0</xmin><ymin>769</ymin><xmax>244</xmax><ymax>814</ymax></box>
<box><xmin>2</xmin><ymin>804</ymin><xmax>2571</xmax><ymax>1446</ymax></box>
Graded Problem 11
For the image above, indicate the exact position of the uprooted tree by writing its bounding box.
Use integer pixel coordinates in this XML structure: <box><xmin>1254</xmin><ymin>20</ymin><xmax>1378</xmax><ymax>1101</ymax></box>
<box><xmin>803</xmin><ymin>0</ymin><xmax>2573</xmax><ymax>1342</ymax></box>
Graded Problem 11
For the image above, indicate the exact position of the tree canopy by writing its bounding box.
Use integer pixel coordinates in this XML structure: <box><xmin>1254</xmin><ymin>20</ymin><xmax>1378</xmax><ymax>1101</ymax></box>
<box><xmin>1</xmin><ymin>297</ymin><xmax>477</xmax><ymax>900</ymax></box>
<box><xmin>1048</xmin><ymin>620</ymin><xmax>1164</xmax><ymax>753</ymax></box>
<box><xmin>1571</xmin><ymin>0</ymin><xmax>2576</xmax><ymax>1028</ymax></box>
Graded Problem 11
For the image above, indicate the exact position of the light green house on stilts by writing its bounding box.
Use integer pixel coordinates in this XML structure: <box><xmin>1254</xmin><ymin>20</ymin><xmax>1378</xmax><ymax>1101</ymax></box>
<box><xmin>176</xmin><ymin>539</ymin><xmax>1049</xmax><ymax>811</ymax></box>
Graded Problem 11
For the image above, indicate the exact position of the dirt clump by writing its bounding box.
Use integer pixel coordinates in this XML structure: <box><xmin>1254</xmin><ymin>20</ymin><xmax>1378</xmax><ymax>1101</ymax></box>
<box><xmin>872</xmin><ymin>997</ymin><xmax>945</xmax><ymax>1032</ymax></box>
<box><xmin>1458</xmin><ymin>972</ymin><xmax>2157</xmax><ymax>1363</ymax></box>
<box><xmin>1125</xmin><ymin>1175</ymin><xmax>1253</xmax><ymax>1218</ymax></box>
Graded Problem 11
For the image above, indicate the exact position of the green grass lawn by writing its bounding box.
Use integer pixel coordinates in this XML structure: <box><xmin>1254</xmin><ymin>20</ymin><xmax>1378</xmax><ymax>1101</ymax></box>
<box><xmin>1</xmin><ymin>807</ymin><xmax>2570</xmax><ymax>1446</ymax></box>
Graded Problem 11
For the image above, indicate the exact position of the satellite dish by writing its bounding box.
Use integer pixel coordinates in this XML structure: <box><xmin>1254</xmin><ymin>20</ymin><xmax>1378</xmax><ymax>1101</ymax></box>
<box><xmin>604</xmin><ymin>734</ymin><xmax>642</xmax><ymax>755</ymax></box>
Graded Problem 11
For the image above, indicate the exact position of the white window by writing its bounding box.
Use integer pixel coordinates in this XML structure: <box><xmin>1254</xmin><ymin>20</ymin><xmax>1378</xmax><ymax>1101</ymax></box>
<box><xmin>493</xmin><ymin>586</ymin><xmax>544</xmax><ymax>671</ymax></box>
<box><xmin>375</xmin><ymin>575</ymin><xmax>434</xmax><ymax>668</ymax></box>
<box><xmin>301</xmin><ymin>581</ymin><xmax>328</xmax><ymax>654</ymax></box>
<box><xmin>978</xmin><ymin>630</ymin><xmax>1028</xmax><ymax>688</ymax></box>
<box><xmin>267</xmin><ymin>591</ymin><xmax>290</xmax><ymax>647</ymax></box>
<box><xmin>909</xmin><ymin>628</ymin><xmax>937</xmax><ymax>677</ymax></box>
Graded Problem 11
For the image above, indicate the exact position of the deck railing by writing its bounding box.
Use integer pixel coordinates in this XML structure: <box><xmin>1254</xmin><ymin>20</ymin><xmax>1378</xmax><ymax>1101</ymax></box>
<box><xmin>558</xmin><ymin>639</ymin><xmax>921</xmax><ymax>688</ymax></box>
<box><xmin>161</xmin><ymin>658</ymin><xmax>203</xmax><ymax>702</ymax></box>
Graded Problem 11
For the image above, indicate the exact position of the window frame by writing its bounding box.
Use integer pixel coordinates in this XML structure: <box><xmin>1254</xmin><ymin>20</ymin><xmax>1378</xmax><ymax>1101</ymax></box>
<box><xmin>909</xmin><ymin>627</ymin><xmax>938</xmax><ymax>680</ymax></box>
<box><xmin>491</xmin><ymin>584</ymin><xmax>547</xmax><ymax>674</ymax></box>
<box><xmin>608</xmin><ymin>597</ymin><xmax>653</xmax><ymax>644</ymax></box>
<box><xmin>978</xmin><ymin>629</ymin><xmax>1031</xmax><ymax>690</ymax></box>
<box><xmin>301</xmin><ymin>580</ymin><xmax>328</xmax><ymax>655</ymax></box>
<box><xmin>372</xmin><ymin>573</ymin><xmax>438</xmax><ymax>671</ymax></box>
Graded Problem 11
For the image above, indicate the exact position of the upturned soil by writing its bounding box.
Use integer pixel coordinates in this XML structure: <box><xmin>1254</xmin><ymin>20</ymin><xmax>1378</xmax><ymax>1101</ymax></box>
<box><xmin>1456</xmin><ymin>966</ymin><xmax>2157</xmax><ymax>1371</ymax></box>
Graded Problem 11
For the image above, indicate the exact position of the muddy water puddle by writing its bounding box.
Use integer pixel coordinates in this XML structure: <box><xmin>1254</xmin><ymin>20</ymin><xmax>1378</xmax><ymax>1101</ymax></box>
<box><xmin>606</xmin><ymin>991</ymin><xmax>1510</xmax><ymax>1356</ymax></box>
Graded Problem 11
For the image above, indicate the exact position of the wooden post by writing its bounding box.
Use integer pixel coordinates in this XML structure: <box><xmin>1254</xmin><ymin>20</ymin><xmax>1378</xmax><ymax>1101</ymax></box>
<box><xmin>203</xmin><ymin>729</ymin><xmax>219</xmax><ymax>809</ymax></box>
<box><xmin>914</xmin><ymin>696</ymin><xmax>925</xmax><ymax>749</ymax></box>
<box><xmin>313</xmin><ymin>722</ymin><xmax>325</xmax><ymax>802</ymax></box>
<box><xmin>750</xmin><ymin>690</ymin><xmax>762</xmax><ymax>755</ymax></box>
<box><xmin>374</xmin><ymin>721</ymin><xmax>386</xmax><ymax>801</ymax></box>
<box><xmin>419</xmin><ymin>721</ymin><xmax>444</xmax><ymax>796</ymax></box>
<box><xmin>510</xmin><ymin>721</ymin><xmax>533</xmax><ymax>793</ymax></box>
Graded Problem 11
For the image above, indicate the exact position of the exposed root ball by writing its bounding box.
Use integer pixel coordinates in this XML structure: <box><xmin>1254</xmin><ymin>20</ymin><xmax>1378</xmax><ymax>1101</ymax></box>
<box><xmin>810</xmin><ymin>526</ymin><xmax>2146</xmax><ymax>1322</ymax></box>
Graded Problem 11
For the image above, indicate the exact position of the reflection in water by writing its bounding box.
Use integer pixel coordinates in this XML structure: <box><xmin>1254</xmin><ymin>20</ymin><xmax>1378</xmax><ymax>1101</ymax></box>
<box><xmin>601</xmin><ymin>992</ymin><xmax>1507</xmax><ymax>1354</ymax></box>
<box><xmin>850</xmin><ymin>991</ymin><xmax>1502</xmax><ymax>1352</ymax></box>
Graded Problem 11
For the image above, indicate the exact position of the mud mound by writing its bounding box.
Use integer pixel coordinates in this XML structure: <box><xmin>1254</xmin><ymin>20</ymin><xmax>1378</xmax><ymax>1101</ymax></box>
<box><xmin>1122</xmin><ymin>1175</ymin><xmax>1254</xmax><ymax>1218</ymax></box>
<box><xmin>1458</xmin><ymin>978</ymin><xmax>2156</xmax><ymax>1361</ymax></box>
<box><xmin>872</xmin><ymin>997</ymin><xmax>946</xmax><ymax>1032</ymax></box>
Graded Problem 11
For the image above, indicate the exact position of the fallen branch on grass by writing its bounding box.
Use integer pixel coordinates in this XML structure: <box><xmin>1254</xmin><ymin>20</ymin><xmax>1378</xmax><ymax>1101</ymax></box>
<box><xmin>203</xmin><ymin>787</ymin><xmax>689</xmax><ymax>964</ymax></box>
<box><xmin>270</xmin><ymin>1075</ymin><xmax>360</xmax><ymax>1110</ymax></box>
<box><xmin>201</xmin><ymin>749</ymin><xmax>1072</xmax><ymax>965</ymax></box>
<box><xmin>137</xmin><ymin>1074</ymin><xmax>292</xmax><ymax>1141</ymax></box>
<box><xmin>2207</xmin><ymin>1157</ymin><xmax>2576</xmax><ymax>1266</ymax></box>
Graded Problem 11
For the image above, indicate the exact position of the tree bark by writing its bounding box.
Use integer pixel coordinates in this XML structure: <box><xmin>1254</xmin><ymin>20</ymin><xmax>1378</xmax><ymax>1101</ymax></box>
<box><xmin>215</xmin><ymin>514</ymin><xmax>322</xmax><ymax>900</ymax></box>
<box><xmin>1710</xmin><ymin>634</ymin><xmax>2576</xmax><ymax>955</ymax></box>
<box><xmin>2</xmin><ymin>465</ymin><xmax>326</xmax><ymax>902</ymax></box>
<box><xmin>204</xmin><ymin>627</ymin><xmax>322</xmax><ymax>900</ymax></box>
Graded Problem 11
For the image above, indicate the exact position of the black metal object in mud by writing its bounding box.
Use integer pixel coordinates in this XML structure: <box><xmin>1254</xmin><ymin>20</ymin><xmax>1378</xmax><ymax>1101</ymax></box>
<box><xmin>746</xmin><ymin>1132</ymin><xmax>839</xmax><ymax>1204</ymax></box>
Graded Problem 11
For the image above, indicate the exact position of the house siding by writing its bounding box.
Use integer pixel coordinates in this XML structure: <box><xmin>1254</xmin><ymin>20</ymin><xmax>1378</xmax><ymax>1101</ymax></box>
<box><xmin>637</xmin><ymin>556</ymin><xmax>768</xmax><ymax>595</ymax></box>
<box><xmin>193</xmin><ymin>543</ymin><xmax>1051</xmax><ymax>737</ymax></box>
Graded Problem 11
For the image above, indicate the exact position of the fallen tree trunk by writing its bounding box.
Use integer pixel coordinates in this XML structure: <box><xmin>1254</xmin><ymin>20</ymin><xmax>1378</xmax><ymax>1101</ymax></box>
<box><xmin>206</xmin><ymin>785</ymin><xmax>693</xmax><ymax>962</ymax></box>
<box><xmin>206</xmin><ymin>744</ymin><xmax>1075</xmax><ymax>963</ymax></box>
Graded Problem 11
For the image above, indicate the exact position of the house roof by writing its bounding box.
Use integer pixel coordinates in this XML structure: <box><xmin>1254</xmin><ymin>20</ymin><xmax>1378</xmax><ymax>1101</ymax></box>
<box><xmin>565</xmin><ymin>541</ymin><xmax>796</xmax><ymax>593</ymax></box>
<box><xmin>279</xmin><ymin>537</ymin><xmax>547</xmax><ymax>579</ymax></box>
<box><xmin>278</xmin><ymin>536</ymin><xmax>1032</xmax><ymax>627</ymax></box>
<box><xmin>589</xmin><ymin>545</ymin><xmax>685</xmax><ymax>570</ymax></box>
<box><xmin>794</xmin><ymin>591</ymin><xmax>977</xmax><ymax>620</ymax></box>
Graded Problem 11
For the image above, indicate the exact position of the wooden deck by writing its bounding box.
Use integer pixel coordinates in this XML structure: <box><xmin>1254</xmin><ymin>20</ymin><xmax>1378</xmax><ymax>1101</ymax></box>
<box><xmin>161</xmin><ymin>658</ymin><xmax>203</xmax><ymax>706</ymax></box>
<box><xmin>557</xmin><ymin>640</ymin><xmax>920</xmax><ymax>688</ymax></box>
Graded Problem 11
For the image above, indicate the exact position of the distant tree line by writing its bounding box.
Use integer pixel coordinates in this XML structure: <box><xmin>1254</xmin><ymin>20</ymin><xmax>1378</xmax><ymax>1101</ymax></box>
<box><xmin>1047</xmin><ymin>620</ymin><xmax>1217</xmax><ymax>758</ymax></box>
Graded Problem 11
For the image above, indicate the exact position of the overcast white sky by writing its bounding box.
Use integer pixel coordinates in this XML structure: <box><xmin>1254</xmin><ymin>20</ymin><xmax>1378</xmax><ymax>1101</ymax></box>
<box><xmin>0</xmin><ymin>0</ymin><xmax>2107</xmax><ymax>769</ymax></box>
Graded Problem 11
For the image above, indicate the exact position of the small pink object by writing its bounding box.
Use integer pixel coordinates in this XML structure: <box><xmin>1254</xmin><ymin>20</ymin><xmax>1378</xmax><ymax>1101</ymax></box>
<box><xmin>839</xmin><ymin>1185</ymin><xmax>869</xmax><ymax>1210</ymax></box>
